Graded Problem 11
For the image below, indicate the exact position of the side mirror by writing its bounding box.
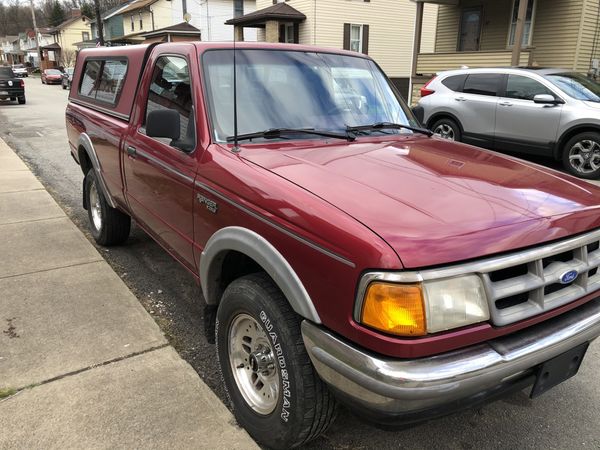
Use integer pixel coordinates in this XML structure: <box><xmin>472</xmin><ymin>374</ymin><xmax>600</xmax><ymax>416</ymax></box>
<box><xmin>533</xmin><ymin>94</ymin><xmax>563</xmax><ymax>105</ymax></box>
<box><xmin>147</xmin><ymin>109</ymin><xmax>180</xmax><ymax>141</ymax></box>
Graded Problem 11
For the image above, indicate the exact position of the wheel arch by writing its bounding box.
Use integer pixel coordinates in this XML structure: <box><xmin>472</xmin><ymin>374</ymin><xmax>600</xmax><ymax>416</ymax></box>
<box><xmin>555</xmin><ymin>124</ymin><xmax>600</xmax><ymax>160</ymax></box>
<box><xmin>200</xmin><ymin>226</ymin><xmax>321</xmax><ymax>324</ymax></box>
<box><xmin>77</xmin><ymin>133</ymin><xmax>117</xmax><ymax>209</ymax></box>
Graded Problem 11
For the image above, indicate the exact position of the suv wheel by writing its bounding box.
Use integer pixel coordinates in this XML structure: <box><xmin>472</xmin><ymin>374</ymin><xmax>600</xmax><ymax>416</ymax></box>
<box><xmin>431</xmin><ymin>117</ymin><xmax>461</xmax><ymax>141</ymax></box>
<box><xmin>216</xmin><ymin>273</ymin><xmax>337</xmax><ymax>449</ymax></box>
<box><xmin>84</xmin><ymin>169</ymin><xmax>131</xmax><ymax>245</ymax></box>
<box><xmin>562</xmin><ymin>132</ymin><xmax>600</xmax><ymax>179</ymax></box>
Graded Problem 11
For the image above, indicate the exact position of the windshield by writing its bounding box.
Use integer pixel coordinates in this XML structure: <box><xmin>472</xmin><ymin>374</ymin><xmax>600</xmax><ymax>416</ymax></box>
<box><xmin>202</xmin><ymin>49</ymin><xmax>417</xmax><ymax>142</ymax></box>
<box><xmin>546</xmin><ymin>72</ymin><xmax>600</xmax><ymax>102</ymax></box>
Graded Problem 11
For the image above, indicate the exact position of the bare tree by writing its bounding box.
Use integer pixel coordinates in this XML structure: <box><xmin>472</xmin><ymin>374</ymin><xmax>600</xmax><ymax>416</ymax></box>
<box><xmin>60</xmin><ymin>47</ymin><xmax>76</xmax><ymax>68</ymax></box>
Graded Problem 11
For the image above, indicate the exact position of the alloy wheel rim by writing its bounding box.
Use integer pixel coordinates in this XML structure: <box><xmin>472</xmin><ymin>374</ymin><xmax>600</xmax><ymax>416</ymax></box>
<box><xmin>434</xmin><ymin>124</ymin><xmax>455</xmax><ymax>140</ymax></box>
<box><xmin>89</xmin><ymin>181</ymin><xmax>103</xmax><ymax>231</ymax></box>
<box><xmin>569</xmin><ymin>139</ymin><xmax>600</xmax><ymax>174</ymax></box>
<box><xmin>228</xmin><ymin>313</ymin><xmax>280</xmax><ymax>415</ymax></box>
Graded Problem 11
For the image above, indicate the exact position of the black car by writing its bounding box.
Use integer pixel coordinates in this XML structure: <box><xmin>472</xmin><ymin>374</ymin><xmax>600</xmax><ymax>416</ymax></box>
<box><xmin>0</xmin><ymin>67</ymin><xmax>26</xmax><ymax>104</ymax></box>
<box><xmin>62</xmin><ymin>67</ymin><xmax>74</xmax><ymax>90</ymax></box>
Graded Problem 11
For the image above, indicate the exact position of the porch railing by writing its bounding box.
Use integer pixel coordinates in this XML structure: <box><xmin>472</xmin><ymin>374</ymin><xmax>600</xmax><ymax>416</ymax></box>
<box><xmin>416</xmin><ymin>50</ymin><xmax>533</xmax><ymax>75</ymax></box>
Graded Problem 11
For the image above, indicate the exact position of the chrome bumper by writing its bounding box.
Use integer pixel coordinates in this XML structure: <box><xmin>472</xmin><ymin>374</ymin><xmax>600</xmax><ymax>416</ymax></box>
<box><xmin>302</xmin><ymin>299</ymin><xmax>600</xmax><ymax>420</ymax></box>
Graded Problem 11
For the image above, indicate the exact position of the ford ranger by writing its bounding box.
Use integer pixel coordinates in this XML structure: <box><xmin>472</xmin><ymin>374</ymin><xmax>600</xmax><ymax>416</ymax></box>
<box><xmin>66</xmin><ymin>43</ymin><xmax>600</xmax><ymax>449</ymax></box>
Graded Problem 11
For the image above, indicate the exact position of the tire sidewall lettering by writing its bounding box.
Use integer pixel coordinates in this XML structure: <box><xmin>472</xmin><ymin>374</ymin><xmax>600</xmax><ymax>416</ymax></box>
<box><xmin>260</xmin><ymin>310</ymin><xmax>291</xmax><ymax>423</ymax></box>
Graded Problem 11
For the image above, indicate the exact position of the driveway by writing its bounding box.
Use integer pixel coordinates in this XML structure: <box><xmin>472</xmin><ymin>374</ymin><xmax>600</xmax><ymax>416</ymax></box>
<box><xmin>1</xmin><ymin>78</ymin><xmax>599</xmax><ymax>449</ymax></box>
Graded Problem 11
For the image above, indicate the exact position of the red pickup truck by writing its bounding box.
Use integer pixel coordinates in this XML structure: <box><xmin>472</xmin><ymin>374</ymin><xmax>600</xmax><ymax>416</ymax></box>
<box><xmin>66</xmin><ymin>42</ymin><xmax>600</xmax><ymax>448</ymax></box>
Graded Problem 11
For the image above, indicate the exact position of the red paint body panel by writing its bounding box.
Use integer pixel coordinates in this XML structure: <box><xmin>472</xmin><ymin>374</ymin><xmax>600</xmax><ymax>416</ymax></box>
<box><xmin>65</xmin><ymin>42</ymin><xmax>600</xmax><ymax>360</ymax></box>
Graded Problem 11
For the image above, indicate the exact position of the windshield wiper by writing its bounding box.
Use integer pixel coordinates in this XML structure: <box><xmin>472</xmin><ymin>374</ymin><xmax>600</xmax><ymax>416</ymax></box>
<box><xmin>226</xmin><ymin>127</ymin><xmax>355</xmax><ymax>142</ymax></box>
<box><xmin>346</xmin><ymin>122</ymin><xmax>433</xmax><ymax>137</ymax></box>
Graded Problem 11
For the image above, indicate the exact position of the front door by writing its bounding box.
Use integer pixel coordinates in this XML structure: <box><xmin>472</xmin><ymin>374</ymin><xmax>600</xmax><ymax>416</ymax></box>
<box><xmin>458</xmin><ymin>7</ymin><xmax>482</xmax><ymax>51</ymax></box>
<box><xmin>122</xmin><ymin>45</ymin><xmax>201</xmax><ymax>271</ymax></box>
<box><xmin>495</xmin><ymin>74</ymin><xmax>563</xmax><ymax>155</ymax></box>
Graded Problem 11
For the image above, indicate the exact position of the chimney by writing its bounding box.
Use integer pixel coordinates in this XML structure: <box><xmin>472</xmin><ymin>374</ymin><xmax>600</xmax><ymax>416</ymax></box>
<box><xmin>71</xmin><ymin>8</ymin><xmax>81</xmax><ymax>18</ymax></box>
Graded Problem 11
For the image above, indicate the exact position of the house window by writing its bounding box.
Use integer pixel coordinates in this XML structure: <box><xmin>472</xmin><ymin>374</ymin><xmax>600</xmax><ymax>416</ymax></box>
<box><xmin>284</xmin><ymin>23</ymin><xmax>294</xmax><ymax>43</ymax></box>
<box><xmin>508</xmin><ymin>0</ymin><xmax>536</xmax><ymax>47</ymax></box>
<box><xmin>131</xmin><ymin>15</ymin><xmax>134</xmax><ymax>31</ymax></box>
<box><xmin>139</xmin><ymin>12</ymin><xmax>143</xmax><ymax>29</ymax></box>
<box><xmin>82</xmin><ymin>31</ymin><xmax>90</xmax><ymax>41</ymax></box>
<box><xmin>350</xmin><ymin>24</ymin><xmax>362</xmax><ymax>53</ymax></box>
<box><xmin>234</xmin><ymin>0</ymin><xmax>244</xmax><ymax>17</ymax></box>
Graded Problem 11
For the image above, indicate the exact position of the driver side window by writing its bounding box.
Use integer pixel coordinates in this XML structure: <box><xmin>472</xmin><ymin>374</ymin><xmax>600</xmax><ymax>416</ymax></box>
<box><xmin>145</xmin><ymin>55</ymin><xmax>195</xmax><ymax>151</ymax></box>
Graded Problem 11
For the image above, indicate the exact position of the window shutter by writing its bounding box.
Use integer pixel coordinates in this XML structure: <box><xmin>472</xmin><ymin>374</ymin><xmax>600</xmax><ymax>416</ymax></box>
<box><xmin>362</xmin><ymin>25</ymin><xmax>369</xmax><ymax>54</ymax></box>
<box><xmin>293</xmin><ymin>23</ymin><xmax>300</xmax><ymax>44</ymax></box>
<box><xmin>343</xmin><ymin>23</ymin><xmax>351</xmax><ymax>50</ymax></box>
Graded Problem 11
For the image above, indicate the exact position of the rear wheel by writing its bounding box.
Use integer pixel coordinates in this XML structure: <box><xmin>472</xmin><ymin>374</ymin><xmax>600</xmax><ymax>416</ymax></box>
<box><xmin>18</xmin><ymin>96</ymin><xmax>25</xmax><ymax>105</ymax></box>
<box><xmin>84</xmin><ymin>169</ymin><xmax>131</xmax><ymax>245</ymax></box>
<box><xmin>216</xmin><ymin>273</ymin><xmax>337</xmax><ymax>449</ymax></box>
<box><xmin>431</xmin><ymin>117</ymin><xmax>461</xmax><ymax>141</ymax></box>
<box><xmin>562</xmin><ymin>132</ymin><xmax>600</xmax><ymax>179</ymax></box>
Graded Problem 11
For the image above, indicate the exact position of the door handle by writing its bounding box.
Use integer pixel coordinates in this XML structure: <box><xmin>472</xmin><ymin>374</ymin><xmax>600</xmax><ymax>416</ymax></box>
<box><xmin>126</xmin><ymin>146</ymin><xmax>137</xmax><ymax>157</ymax></box>
<box><xmin>455</xmin><ymin>96</ymin><xmax>467</xmax><ymax>101</ymax></box>
<box><xmin>499</xmin><ymin>101</ymin><xmax>513</xmax><ymax>106</ymax></box>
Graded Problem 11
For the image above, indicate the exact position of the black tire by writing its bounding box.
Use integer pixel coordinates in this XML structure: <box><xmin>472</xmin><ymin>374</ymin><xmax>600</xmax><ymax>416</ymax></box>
<box><xmin>84</xmin><ymin>169</ymin><xmax>131</xmax><ymax>246</ymax></box>
<box><xmin>562</xmin><ymin>132</ymin><xmax>600</xmax><ymax>179</ymax></box>
<box><xmin>18</xmin><ymin>97</ymin><xmax>25</xmax><ymax>105</ymax></box>
<box><xmin>431</xmin><ymin>117</ymin><xmax>462</xmax><ymax>141</ymax></box>
<box><xmin>62</xmin><ymin>83</ymin><xmax>67</xmax><ymax>90</ymax></box>
<box><xmin>216</xmin><ymin>273</ymin><xmax>337</xmax><ymax>449</ymax></box>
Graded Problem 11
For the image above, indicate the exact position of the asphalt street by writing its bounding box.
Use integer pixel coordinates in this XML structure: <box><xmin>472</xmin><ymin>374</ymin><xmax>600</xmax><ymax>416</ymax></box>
<box><xmin>1</xmin><ymin>78</ymin><xmax>600</xmax><ymax>450</ymax></box>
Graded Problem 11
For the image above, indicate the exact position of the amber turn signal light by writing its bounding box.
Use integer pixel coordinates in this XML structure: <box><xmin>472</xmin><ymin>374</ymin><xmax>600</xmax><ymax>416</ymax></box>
<box><xmin>360</xmin><ymin>282</ymin><xmax>427</xmax><ymax>336</ymax></box>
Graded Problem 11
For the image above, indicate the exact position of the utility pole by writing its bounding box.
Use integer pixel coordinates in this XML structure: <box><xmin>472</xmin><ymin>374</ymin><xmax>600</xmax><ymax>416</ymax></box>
<box><xmin>29</xmin><ymin>0</ymin><xmax>41</xmax><ymax>68</ymax></box>
<box><xmin>94</xmin><ymin>0</ymin><xmax>104</xmax><ymax>46</ymax></box>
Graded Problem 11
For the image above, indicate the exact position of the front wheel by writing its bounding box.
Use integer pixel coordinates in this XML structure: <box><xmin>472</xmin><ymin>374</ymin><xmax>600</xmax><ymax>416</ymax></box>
<box><xmin>431</xmin><ymin>117</ymin><xmax>461</xmax><ymax>141</ymax></box>
<box><xmin>216</xmin><ymin>273</ymin><xmax>337</xmax><ymax>449</ymax></box>
<box><xmin>84</xmin><ymin>169</ymin><xmax>131</xmax><ymax>246</ymax></box>
<box><xmin>562</xmin><ymin>132</ymin><xmax>600</xmax><ymax>179</ymax></box>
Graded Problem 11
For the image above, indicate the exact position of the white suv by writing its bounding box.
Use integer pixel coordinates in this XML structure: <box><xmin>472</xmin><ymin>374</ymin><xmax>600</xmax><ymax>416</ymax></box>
<box><xmin>413</xmin><ymin>67</ymin><xmax>600</xmax><ymax>179</ymax></box>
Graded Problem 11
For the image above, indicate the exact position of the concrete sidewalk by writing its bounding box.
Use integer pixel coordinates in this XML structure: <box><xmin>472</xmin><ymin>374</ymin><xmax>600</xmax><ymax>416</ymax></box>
<box><xmin>0</xmin><ymin>139</ymin><xmax>258</xmax><ymax>449</ymax></box>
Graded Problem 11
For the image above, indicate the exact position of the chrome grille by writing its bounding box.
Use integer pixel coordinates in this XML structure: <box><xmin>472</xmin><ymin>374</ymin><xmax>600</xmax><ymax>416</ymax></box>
<box><xmin>481</xmin><ymin>233</ymin><xmax>600</xmax><ymax>326</ymax></box>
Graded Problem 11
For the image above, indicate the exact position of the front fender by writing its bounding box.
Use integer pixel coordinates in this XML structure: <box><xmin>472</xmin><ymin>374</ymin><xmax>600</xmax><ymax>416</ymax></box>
<box><xmin>200</xmin><ymin>226</ymin><xmax>321</xmax><ymax>324</ymax></box>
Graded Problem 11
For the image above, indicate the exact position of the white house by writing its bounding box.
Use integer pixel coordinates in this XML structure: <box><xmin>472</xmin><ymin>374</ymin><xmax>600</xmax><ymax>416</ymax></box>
<box><xmin>170</xmin><ymin>0</ymin><xmax>257</xmax><ymax>41</ymax></box>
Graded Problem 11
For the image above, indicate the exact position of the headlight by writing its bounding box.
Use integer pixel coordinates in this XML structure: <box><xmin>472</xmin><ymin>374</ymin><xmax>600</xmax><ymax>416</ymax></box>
<box><xmin>423</xmin><ymin>275</ymin><xmax>489</xmax><ymax>333</ymax></box>
<box><xmin>358</xmin><ymin>275</ymin><xmax>489</xmax><ymax>336</ymax></box>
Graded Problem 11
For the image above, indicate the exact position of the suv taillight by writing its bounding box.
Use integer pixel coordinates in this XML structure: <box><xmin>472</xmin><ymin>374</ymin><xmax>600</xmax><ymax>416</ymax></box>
<box><xmin>420</xmin><ymin>76</ymin><xmax>436</xmax><ymax>98</ymax></box>
<box><xmin>19</xmin><ymin>80</ymin><xmax>24</xmax><ymax>88</ymax></box>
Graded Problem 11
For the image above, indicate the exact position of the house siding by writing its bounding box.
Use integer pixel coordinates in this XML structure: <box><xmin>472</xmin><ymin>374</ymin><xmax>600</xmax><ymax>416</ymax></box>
<box><xmin>530</xmin><ymin>0</ymin><xmax>584</xmax><ymax>69</ymax></box>
<box><xmin>172</xmin><ymin>0</ymin><xmax>257</xmax><ymax>41</ymax></box>
<box><xmin>575</xmin><ymin>0</ymin><xmax>600</xmax><ymax>73</ymax></box>
<box><xmin>256</xmin><ymin>0</ymin><xmax>438</xmax><ymax>79</ymax></box>
<box><xmin>54</xmin><ymin>18</ymin><xmax>92</xmax><ymax>51</ymax></box>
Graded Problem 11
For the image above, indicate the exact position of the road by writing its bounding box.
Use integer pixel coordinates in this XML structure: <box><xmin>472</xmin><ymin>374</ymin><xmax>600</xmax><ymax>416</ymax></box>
<box><xmin>2</xmin><ymin>78</ymin><xmax>600</xmax><ymax>450</ymax></box>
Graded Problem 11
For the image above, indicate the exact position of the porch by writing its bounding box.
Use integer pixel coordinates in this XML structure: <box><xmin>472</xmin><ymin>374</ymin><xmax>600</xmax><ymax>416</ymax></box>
<box><xmin>225</xmin><ymin>2</ymin><xmax>306</xmax><ymax>43</ymax></box>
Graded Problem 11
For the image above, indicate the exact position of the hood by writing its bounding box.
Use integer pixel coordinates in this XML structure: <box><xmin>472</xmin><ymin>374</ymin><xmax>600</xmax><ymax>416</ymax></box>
<box><xmin>242</xmin><ymin>137</ymin><xmax>600</xmax><ymax>268</ymax></box>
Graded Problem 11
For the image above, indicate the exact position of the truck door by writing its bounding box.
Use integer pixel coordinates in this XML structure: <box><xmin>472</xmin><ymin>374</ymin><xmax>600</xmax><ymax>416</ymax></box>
<box><xmin>122</xmin><ymin>45</ymin><xmax>200</xmax><ymax>271</ymax></box>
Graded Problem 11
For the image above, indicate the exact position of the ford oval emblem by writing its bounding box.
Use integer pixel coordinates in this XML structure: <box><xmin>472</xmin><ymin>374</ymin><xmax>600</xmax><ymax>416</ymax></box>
<box><xmin>560</xmin><ymin>269</ymin><xmax>579</xmax><ymax>284</ymax></box>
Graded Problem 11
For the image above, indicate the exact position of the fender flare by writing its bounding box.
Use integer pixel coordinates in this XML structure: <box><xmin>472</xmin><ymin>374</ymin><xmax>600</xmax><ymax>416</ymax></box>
<box><xmin>78</xmin><ymin>133</ymin><xmax>117</xmax><ymax>209</ymax></box>
<box><xmin>200</xmin><ymin>226</ymin><xmax>322</xmax><ymax>323</ymax></box>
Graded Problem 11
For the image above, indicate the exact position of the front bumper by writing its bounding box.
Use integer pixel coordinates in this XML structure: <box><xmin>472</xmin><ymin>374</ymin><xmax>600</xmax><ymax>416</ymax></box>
<box><xmin>302</xmin><ymin>298</ymin><xmax>600</xmax><ymax>425</ymax></box>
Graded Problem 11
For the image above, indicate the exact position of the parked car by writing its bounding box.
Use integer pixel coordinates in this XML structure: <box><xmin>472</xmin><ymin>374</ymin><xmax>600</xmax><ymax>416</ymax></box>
<box><xmin>66</xmin><ymin>44</ymin><xmax>600</xmax><ymax>449</ymax></box>
<box><xmin>41</xmin><ymin>68</ymin><xmax>63</xmax><ymax>85</ymax></box>
<box><xmin>62</xmin><ymin>67</ymin><xmax>74</xmax><ymax>90</ymax></box>
<box><xmin>413</xmin><ymin>67</ymin><xmax>600</xmax><ymax>179</ymax></box>
<box><xmin>0</xmin><ymin>66</ymin><xmax>26</xmax><ymax>104</ymax></box>
<box><xmin>11</xmin><ymin>64</ymin><xmax>28</xmax><ymax>77</ymax></box>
